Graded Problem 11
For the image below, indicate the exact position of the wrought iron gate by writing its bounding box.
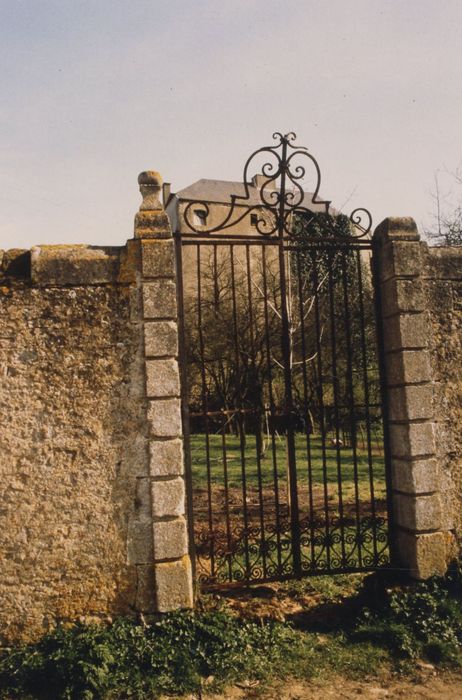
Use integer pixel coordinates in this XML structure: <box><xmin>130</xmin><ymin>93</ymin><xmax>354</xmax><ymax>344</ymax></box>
<box><xmin>175</xmin><ymin>133</ymin><xmax>391</xmax><ymax>590</ymax></box>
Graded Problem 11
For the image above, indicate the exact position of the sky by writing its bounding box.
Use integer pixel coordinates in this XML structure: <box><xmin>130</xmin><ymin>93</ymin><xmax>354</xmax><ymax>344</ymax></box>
<box><xmin>1</xmin><ymin>0</ymin><xmax>461</xmax><ymax>249</ymax></box>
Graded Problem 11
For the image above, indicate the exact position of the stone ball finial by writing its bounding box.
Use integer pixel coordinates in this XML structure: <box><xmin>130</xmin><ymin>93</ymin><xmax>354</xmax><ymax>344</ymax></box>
<box><xmin>138</xmin><ymin>170</ymin><xmax>162</xmax><ymax>211</ymax></box>
<box><xmin>138</xmin><ymin>171</ymin><xmax>162</xmax><ymax>187</ymax></box>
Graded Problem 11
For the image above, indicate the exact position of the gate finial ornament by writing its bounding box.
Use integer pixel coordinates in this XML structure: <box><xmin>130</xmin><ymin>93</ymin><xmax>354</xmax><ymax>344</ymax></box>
<box><xmin>138</xmin><ymin>171</ymin><xmax>163</xmax><ymax>211</ymax></box>
<box><xmin>183</xmin><ymin>132</ymin><xmax>372</xmax><ymax>239</ymax></box>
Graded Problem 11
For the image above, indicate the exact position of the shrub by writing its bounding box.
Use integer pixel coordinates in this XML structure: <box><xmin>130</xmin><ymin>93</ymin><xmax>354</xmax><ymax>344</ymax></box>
<box><xmin>354</xmin><ymin>561</ymin><xmax>462</xmax><ymax>663</ymax></box>
<box><xmin>0</xmin><ymin>611</ymin><xmax>301</xmax><ymax>699</ymax></box>
<box><xmin>1</xmin><ymin>563</ymin><xmax>461</xmax><ymax>698</ymax></box>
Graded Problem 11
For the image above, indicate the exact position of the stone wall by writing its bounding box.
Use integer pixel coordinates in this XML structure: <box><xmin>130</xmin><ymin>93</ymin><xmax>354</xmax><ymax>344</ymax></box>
<box><xmin>0</xmin><ymin>174</ymin><xmax>194</xmax><ymax>643</ymax></box>
<box><xmin>373</xmin><ymin>219</ymin><xmax>461</xmax><ymax>578</ymax></box>
<box><xmin>423</xmin><ymin>246</ymin><xmax>462</xmax><ymax>549</ymax></box>
<box><xmin>0</xmin><ymin>245</ymin><xmax>150</xmax><ymax>642</ymax></box>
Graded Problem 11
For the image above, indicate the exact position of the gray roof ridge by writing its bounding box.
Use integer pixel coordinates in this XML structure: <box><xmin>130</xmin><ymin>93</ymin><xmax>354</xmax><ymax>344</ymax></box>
<box><xmin>176</xmin><ymin>178</ymin><xmax>248</xmax><ymax>193</ymax></box>
<box><xmin>176</xmin><ymin>177</ymin><xmax>317</xmax><ymax>196</ymax></box>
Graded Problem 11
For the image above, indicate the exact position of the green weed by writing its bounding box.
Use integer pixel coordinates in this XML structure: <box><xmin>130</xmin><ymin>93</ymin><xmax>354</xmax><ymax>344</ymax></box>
<box><xmin>353</xmin><ymin>562</ymin><xmax>462</xmax><ymax>663</ymax></box>
<box><xmin>0</xmin><ymin>611</ymin><xmax>304</xmax><ymax>699</ymax></box>
<box><xmin>1</xmin><ymin>564</ymin><xmax>461</xmax><ymax>699</ymax></box>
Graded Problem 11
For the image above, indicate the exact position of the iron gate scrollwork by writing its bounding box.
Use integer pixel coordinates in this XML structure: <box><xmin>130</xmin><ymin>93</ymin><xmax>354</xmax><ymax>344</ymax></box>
<box><xmin>175</xmin><ymin>132</ymin><xmax>391</xmax><ymax>589</ymax></box>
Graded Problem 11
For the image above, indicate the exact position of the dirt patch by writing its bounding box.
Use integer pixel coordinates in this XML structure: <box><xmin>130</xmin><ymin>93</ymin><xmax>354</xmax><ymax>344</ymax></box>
<box><xmin>194</xmin><ymin>485</ymin><xmax>388</xmax><ymax>525</ymax></box>
<box><xmin>198</xmin><ymin>669</ymin><xmax>462</xmax><ymax>699</ymax></box>
<box><xmin>201</xmin><ymin>580</ymin><xmax>353</xmax><ymax>624</ymax></box>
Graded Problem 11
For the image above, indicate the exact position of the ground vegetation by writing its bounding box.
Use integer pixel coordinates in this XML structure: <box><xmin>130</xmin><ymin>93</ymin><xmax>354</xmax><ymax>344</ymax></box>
<box><xmin>1</xmin><ymin>563</ymin><xmax>461</xmax><ymax>699</ymax></box>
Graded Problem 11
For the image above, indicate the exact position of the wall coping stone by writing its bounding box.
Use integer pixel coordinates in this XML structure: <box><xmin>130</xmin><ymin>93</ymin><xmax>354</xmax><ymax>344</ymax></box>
<box><xmin>30</xmin><ymin>245</ymin><xmax>124</xmax><ymax>286</ymax></box>
<box><xmin>373</xmin><ymin>217</ymin><xmax>420</xmax><ymax>243</ymax></box>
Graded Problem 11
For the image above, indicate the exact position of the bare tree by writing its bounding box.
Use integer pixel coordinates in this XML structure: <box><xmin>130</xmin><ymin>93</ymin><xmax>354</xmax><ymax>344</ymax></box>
<box><xmin>426</xmin><ymin>166</ymin><xmax>462</xmax><ymax>246</ymax></box>
<box><xmin>183</xmin><ymin>213</ymin><xmax>378</xmax><ymax>446</ymax></box>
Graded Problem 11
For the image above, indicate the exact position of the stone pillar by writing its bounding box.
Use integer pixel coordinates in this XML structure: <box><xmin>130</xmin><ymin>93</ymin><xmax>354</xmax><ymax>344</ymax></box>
<box><xmin>373</xmin><ymin>218</ymin><xmax>449</xmax><ymax>579</ymax></box>
<box><xmin>134</xmin><ymin>171</ymin><xmax>193</xmax><ymax>610</ymax></box>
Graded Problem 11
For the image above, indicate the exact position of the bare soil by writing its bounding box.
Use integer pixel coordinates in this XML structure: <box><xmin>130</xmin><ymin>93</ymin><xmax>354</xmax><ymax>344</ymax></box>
<box><xmin>193</xmin><ymin>484</ymin><xmax>388</xmax><ymax>559</ymax></box>
<box><xmin>202</xmin><ymin>581</ymin><xmax>354</xmax><ymax>623</ymax></box>
<box><xmin>198</xmin><ymin>669</ymin><xmax>462</xmax><ymax>699</ymax></box>
<box><xmin>194</xmin><ymin>485</ymin><xmax>387</xmax><ymax>524</ymax></box>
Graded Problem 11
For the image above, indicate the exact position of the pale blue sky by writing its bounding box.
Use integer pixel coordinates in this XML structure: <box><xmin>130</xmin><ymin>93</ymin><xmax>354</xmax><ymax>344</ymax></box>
<box><xmin>1</xmin><ymin>0</ymin><xmax>461</xmax><ymax>248</ymax></box>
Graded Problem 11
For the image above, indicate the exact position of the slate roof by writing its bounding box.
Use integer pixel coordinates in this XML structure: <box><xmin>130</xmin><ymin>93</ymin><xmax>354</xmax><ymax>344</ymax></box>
<box><xmin>175</xmin><ymin>178</ymin><xmax>330</xmax><ymax>213</ymax></box>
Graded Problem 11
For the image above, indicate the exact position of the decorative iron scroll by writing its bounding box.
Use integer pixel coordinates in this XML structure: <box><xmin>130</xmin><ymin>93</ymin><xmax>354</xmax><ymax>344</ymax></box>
<box><xmin>195</xmin><ymin>515</ymin><xmax>389</xmax><ymax>588</ymax></box>
<box><xmin>183</xmin><ymin>132</ymin><xmax>372</xmax><ymax>238</ymax></box>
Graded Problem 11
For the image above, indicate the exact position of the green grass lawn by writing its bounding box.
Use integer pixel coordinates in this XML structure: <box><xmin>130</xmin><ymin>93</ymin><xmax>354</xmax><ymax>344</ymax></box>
<box><xmin>190</xmin><ymin>431</ymin><xmax>387</xmax><ymax>504</ymax></box>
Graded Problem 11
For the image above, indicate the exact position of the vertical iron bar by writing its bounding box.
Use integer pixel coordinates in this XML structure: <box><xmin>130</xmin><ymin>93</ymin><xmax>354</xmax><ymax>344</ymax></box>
<box><xmin>213</xmin><ymin>244</ymin><xmax>219</xmax><ymax>311</ymax></box>
<box><xmin>277</xmin><ymin>137</ymin><xmax>301</xmax><ymax>576</ymax></box>
<box><xmin>261</xmin><ymin>245</ymin><xmax>283</xmax><ymax>574</ymax></box>
<box><xmin>196</xmin><ymin>243</ymin><xmax>216</xmax><ymax>580</ymax></box>
<box><xmin>246</xmin><ymin>244</ymin><xmax>268</xmax><ymax>579</ymax></box>
<box><xmin>327</xmin><ymin>250</ymin><xmax>347</xmax><ymax>566</ymax></box>
<box><xmin>220</xmin><ymin>409</ymin><xmax>233</xmax><ymax>581</ymax></box>
<box><xmin>312</xmin><ymin>249</ymin><xmax>331</xmax><ymax>570</ymax></box>
<box><xmin>355</xmin><ymin>250</ymin><xmax>378</xmax><ymax>562</ymax></box>
<box><xmin>230</xmin><ymin>245</ymin><xmax>251</xmax><ymax>581</ymax></box>
<box><xmin>295</xmin><ymin>249</ymin><xmax>316</xmax><ymax>567</ymax></box>
<box><xmin>340</xmin><ymin>250</ymin><xmax>363</xmax><ymax>568</ymax></box>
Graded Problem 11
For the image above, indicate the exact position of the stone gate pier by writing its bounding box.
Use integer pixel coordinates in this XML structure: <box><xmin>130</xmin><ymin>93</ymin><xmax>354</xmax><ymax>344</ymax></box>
<box><xmin>373</xmin><ymin>217</ymin><xmax>461</xmax><ymax>578</ymax></box>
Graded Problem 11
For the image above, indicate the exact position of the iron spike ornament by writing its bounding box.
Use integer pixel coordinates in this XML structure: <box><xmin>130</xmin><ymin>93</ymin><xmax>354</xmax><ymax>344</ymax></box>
<box><xmin>183</xmin><ymin>132</ymin><xmax>372</xmax><ymax>239</ymax></box>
